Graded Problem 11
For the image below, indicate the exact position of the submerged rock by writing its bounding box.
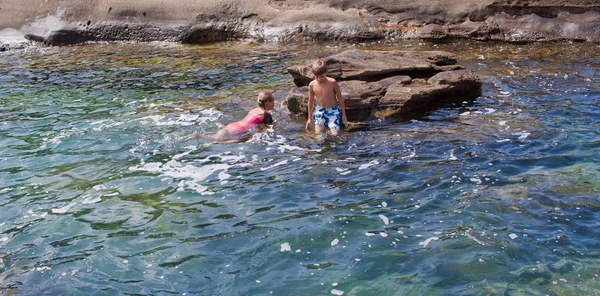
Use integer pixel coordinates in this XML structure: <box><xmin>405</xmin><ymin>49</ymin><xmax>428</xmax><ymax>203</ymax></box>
<box><xmin>284</xmin><ymin>49</ymin><xmax>482</xmax><ymax>122</ymax></box>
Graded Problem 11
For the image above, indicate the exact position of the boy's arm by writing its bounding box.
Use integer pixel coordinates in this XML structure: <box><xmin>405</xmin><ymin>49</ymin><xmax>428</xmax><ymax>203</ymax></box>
<box><xmin>305</xmin><ymin>83</ymin><xmax>314</xmax><ymax>130</ymax></box>
<box><xmin>334</xmin><ymin>81</ymin><xmax>347</xmax><ymax>125</ymax></box>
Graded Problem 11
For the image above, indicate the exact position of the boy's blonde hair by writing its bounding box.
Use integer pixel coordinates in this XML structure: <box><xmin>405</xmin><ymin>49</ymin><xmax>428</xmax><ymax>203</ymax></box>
<box><xmin>257</xmin><ymin>91</ymin><xmax>274</xmax><ymax>108</ymax></box>
<box><xmin>311</xmin><ymin>59</ymin><xmax>327</xmax><ymax>76</ymax></box>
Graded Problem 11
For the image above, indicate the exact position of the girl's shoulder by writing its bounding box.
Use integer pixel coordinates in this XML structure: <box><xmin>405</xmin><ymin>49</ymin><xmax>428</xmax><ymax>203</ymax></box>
<box><xmin>248</xmin><ymin>108</ymin><xmax>272</xmax><ymax>124</ymax></box>
<box><xmin>249</xmin><ymin>107</ymin><xmax>265</xmax><ymax>117</ymax></box>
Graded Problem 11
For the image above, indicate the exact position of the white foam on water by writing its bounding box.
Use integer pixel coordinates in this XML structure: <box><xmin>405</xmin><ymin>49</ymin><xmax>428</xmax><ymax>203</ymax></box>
<box><xmin>465</xmin><ymin>232</ymin><xmax>487</xmax><ymax>246</ymax></box>
<box><xmin>90</xmin><ymin>119</ymin><xmax>124</xmax><ymax>132</ymax></box>
<box><xmin>260</xmin><ymin>159</ymin><xmax>288</xmax><ymax>171</ymax></box>
<box><xmin>365</xmin><ymin>232</ymin><xmax>376</xmax><ymax>237</ymax></box>
<box><xmin>378</xmin><ymin>214</ymin><xmax>389</xmax><ymax>225</ymax></box>
<box><xmin>336</xmin><ymin>167</ymin><xmax>351</xmax><ymax>175</ymax></box>
<box><xmin>280</xmin><ymin>242</ymin><xmax>291</xmax><ymax>252</ymax></box>
<box><xmin>138</xmin><ymin>108</ymin><xmax>222</xmax><ymax>127</ymax></box>
<box><xmin>20</xmin><ymin>13</ymin><xmax>69</xmax><ymax>38</ymax></box>
<box><xmin>358</xmin><ymin>160</ymin><xmax>379</xmax><ymax>170</ymax></box>
<box><xmin>130</xmin><ymin>152</ymin><xmax>244</xmax><ymax>194</ymax></box>
<box><xmin>81</xmin><ymin>195</ymin><xmax>102</xmax><ymax>204</ymax></box>
<box><xmin>218</xmin><ymin>171</ymin><xmax>231</xmax><ymax>184</ymax></box>
<box><xmin>515</xmin><ymin>132</ymin><xmax>530</xmax><ymax>141</ymax></box>
<box><xmin>275</xmin><ymin>144</ymin><xmax>300</xmax><ymax>153</ymax></box>
<box><xmin>470</xmin><ymin>178</ymin><xmax>482</xmax><ymax>185</ymax></box>
<box><xmin>52</xmin><ymin>202</ymin><xmax>77</xmax><ymax>214</ymax></box>
<box><xmin>92</xmin><ymin>184</ymin><xmax>107</xmax><ymax>191</ymax></box>
<box><xmin>263</xmin><ymin>135</ymin><xmax>322</xmax><ymax>153</ymax></box>
<box><xmin>418</xmin><ymin>237</ymin><xmax>439</xmax><ymax>248</ymax></box>
<box><xmin>448</xmin><ymin>149</ymin><xmax>458</xmax><ymax>161</ymax></box>
<box><xmin>139</xmin><ymin>115</ymin><xmax>193</xmax><ymax>126</ymax></box>
<box><xmin>401</xmin><ymin>152</ymin><xmax>416</xmax><ymax>160</ymax></box>
<box><xmin>39</xmin><ymin>134</ymin><xmax>66</xmax><ymax>149</ymax></box>
<box><xmin>331</xmin><ymin>289</ymin><xmax>344</xmax><ymax>295</ymax></box>
<box><xmin>0</xmin><ymin>28</ymin><xmax>28</xmax><ymax>45</ymax></box>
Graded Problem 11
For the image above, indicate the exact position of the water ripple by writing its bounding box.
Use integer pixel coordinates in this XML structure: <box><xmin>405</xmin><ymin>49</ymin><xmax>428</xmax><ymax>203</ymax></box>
<box><xmin>2</xmin><ymin>41</ymin><xmax>600</xmax><ymax>295</ymax></box>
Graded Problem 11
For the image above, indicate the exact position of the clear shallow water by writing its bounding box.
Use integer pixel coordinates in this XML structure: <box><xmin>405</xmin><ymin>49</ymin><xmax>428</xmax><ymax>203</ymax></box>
<box><xmin>1</xmin><ymin>41</ymin><xmax>600</xmax><ymax>295</ymax></box>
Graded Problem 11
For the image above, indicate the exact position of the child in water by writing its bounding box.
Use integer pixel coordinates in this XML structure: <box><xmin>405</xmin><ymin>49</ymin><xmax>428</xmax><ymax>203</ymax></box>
<box><xmin>190</xmin><ymin>91</ymin><xmax>275</xmax><ymax>143</ymax></box>
<box><xmin>305</xmin><ymin>59</ymin><xmax>347</xmax><ymax>136</ymax></box>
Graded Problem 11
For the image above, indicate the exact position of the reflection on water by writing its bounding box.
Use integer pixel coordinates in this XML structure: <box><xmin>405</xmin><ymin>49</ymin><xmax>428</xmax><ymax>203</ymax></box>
<box><xmin>1</xmin><ymin>41</ymin><xmax>600</xmax><ymax>295</ymax></box>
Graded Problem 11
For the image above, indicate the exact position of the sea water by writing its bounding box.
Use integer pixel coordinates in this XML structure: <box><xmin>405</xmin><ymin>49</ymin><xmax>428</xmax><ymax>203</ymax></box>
<box><xmin>1</xmin><ymin>41</ymin><xmax>599</xmax><ymax>295</ymax></box>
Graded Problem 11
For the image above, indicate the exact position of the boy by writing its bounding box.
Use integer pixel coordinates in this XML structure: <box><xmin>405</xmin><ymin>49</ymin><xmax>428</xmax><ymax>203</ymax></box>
<box><xmin>305</xmin><ymin>59</ymin><xmax>347</xmax><ymax>136</ymax></box>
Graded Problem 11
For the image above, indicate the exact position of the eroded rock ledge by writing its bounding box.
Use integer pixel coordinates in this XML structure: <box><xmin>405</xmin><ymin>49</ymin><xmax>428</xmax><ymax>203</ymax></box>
<box><xmin>284</xmin><ymin>49</ymin><xmax>482</xmax><ymax>122</ymax></box>
<box><xmin>1</xmin><ymin>0</ymin><xmax>600</xmax><ymax>48</ymax></box>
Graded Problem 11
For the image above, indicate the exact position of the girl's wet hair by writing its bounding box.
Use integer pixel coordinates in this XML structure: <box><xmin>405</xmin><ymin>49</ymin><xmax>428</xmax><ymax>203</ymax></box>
<box><xmin>262</xmin><ymin>112</ymin><xmax>273</xmax><ymax>124</ymax></box>
<box><xmin>257</xmin><ymin>91</ymin><xmax>274</xmax><ymax>108</ymax></box>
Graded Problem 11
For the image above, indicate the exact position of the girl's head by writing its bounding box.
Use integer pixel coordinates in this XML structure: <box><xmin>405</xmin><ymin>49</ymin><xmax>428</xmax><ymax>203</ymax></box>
<box><xmin>257</xmin><ymin>91</ymin><xmax>275</xmax><ymax>110</ymax></box>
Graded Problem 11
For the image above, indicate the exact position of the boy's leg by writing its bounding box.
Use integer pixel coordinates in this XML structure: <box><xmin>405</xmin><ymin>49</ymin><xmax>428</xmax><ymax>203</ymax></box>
<box><xmin>327</xmin><ymin>107</ymin><xmax>342</xmax><ymax>136</ymax></box>
<box><xmin>315</xmin><ymin>124</ymin><xmax>326</xmax><ymax>133</ymax></box>
<box><xmin>313</xmin><ymin>108</ymin><xmax>327</xmax><ymax>134</ymax></box>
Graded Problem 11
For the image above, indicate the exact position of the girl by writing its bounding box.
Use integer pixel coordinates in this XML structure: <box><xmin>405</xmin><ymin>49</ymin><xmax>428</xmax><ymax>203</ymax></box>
<box><xmin>191</xmin><ymin>92</ymin><xmax>275</xmax><ymax>142</ymax></box>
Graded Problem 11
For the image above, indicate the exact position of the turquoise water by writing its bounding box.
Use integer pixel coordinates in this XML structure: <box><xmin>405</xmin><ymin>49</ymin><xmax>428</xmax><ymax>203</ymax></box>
<box><xmin>1</xmin><ymin>41</ymin><xmax>600</xmax><ymax>295</ymax></box>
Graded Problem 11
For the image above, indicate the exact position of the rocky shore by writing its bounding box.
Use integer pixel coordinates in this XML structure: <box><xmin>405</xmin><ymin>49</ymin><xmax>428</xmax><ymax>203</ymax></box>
<box><xmin>1</xmin><ymin>0</ymin><xmax>600</xmax><ymax>49</ymax></box>
<box><xmin>284</xmin><ymin>49</ymin><xmax>482</xmax><ymax>122</ymax></box>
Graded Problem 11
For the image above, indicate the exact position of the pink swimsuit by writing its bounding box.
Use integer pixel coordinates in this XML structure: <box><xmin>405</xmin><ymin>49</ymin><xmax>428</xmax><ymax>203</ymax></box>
<box><xmin>225</xmin><ymin>113</ymin><xmax>263</xmax><ymax>134</ymax></box>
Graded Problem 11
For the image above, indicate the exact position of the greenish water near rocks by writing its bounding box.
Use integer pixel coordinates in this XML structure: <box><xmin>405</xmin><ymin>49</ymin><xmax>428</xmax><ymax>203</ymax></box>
<box><xmin>1</xmin><ymin>41</ymin><xmax>600</xmax><ymax>295</ymax></box>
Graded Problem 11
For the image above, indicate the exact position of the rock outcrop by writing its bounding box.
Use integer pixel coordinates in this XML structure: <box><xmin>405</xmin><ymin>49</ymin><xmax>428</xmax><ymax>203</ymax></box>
<box><xmin>1</xmin><ymin>0</ymin><xmax>600</xmax><ymax>48</ymax></box>
<box><xmin>284</xmin><ymin>49</ymin><xmax>482</xmax><ymax>121</ymax></box>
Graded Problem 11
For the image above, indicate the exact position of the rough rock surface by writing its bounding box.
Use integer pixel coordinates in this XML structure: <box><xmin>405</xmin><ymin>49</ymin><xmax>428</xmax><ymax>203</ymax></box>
<box><xmin>1</xmin><ymin>0</ymin><xmax>600</xmax><ymax>48</ymax></box>
<box><xmin>284</xmin><ymin>49</ymin><xmax>482</xmax><ymax>121</ymax></box>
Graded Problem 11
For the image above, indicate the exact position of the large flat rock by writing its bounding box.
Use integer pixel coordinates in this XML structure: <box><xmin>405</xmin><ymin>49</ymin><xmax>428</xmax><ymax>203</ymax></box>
<box><xmin>284</xmin><ymin>49</ymin><xmax>482</xmax><ymax>121</ymax></box>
